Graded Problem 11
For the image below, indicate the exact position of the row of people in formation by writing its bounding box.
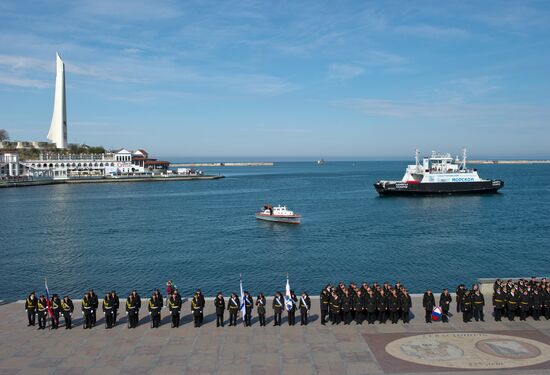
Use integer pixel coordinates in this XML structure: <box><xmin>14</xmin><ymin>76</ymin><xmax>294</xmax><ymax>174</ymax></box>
<box><xmin>24</xmin><ymin>278</ymin><xmax>550</xmax><ymax>330</ymax></box>
<box><xmin>24</xmin><ymin>288</ymin><xmax>312</xmax><ymax>329</ymax></box>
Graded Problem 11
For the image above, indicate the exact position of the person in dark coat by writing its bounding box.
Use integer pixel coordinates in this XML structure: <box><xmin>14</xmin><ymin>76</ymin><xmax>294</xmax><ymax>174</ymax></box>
<box><xmin>507</xmin><ymin>289</ymin><xmax>519</xmax><ymax>321</ymax></box>
<box><xmin>272</xmin><ymin>292</ymin><xmax>284</xmax><ymax>326</ymax></box>
<box><xmin>256</xmin><ymin>293</ymin><xmax>267</xmax><ymax>327</ymax></box>
<box><xmin>423</xmin><ymin>289</ymin><xmax>436</xmax><ymax>323</ymax></box>
<box><xmin>191</xmin><ymin>293</ymin><xmax>203</xmax><ymax>328</ymax></box>
<box><xmin>341</xmin><ymin>289</ymin><xmax>352</xmax><ymax>325</ymax></box>
<box><xmin>492</xmin><ymin>287</ymin><xmax>506</xmax><ymax>322</ymax></box>
<box><xmin>519</xmin><ymin>290</ymin><xmax>530</xmax><ymax>321</ymax></box>
<box><xmin>299</xmin><ymin>292</ymin><xmax>311</xmax><ymax>326</ymax></box>
<box><xmin>377</xmin><ymin>289</ymin><xmax>388</xmax><ymax>324</ymax></box>
<box><xmin>439</xmin><ymin>289</ymin><xmax>452</xmax><ymax>323</ymax></box>
<box><xmin>462</xmin><ymin>290</ymin><xmax>473</xmax><ymax>323</ymax></box>
<box><xmin>90</xmin><ymin>290</ymin><xmax>98</xmax><ymax>327</ymax></box>
<box><xmin>472</xmin><ymin>287</ymin><xmax>485</xmax><ymax>322</ymax></box>
<box><xmin>353</xmin><ymin>289</ymin><xmax>365</xmax><ymax>325</ymax></box>
<box><xmin>320</xmin><ymin>286</ymin><xmax>330</xmax><ymax>325</ymax></box>
<box><xmin>111</xmin><ymin>291</ymin><xmax>120</xmax><ymax>326</ymax></box>
<box><xmin>155</xmin><ymin>289</ymin><xmax>164</xmax><ymax>310</ymax></box>
<box><xmin>228</xmin><ymin>293</ymin><xmax>240</xmax><ymax>327</ymax></box>
<box><xmin>455</xmin><ymin>284</ymin><xmax>466</xmax><ymax>313</ymax></box>
<box><xmin>400</xmin><ymin>289</ymin><xmax>412</xmax><ymax>323</ymax></box>
<box><xmin>126</xmin><ymin>293</ymin><xmax>138</xmax><ymax>329</ymax></box>
<box><xmin>365</xmin><ymin>290</ymin><xmax>377</xmax><ymax>324</ymax></box>
<box><xmin>149</xmin><ymin>293</ymin><xmax>162</xmax><ymax>328</ymax></box>
<box><xmin>61</xmin><ymin>296</ymin><xmax>74</xmax><ymax>329</ymax></box>
<box><xmin>330</xmin><ymin>291</ymin><xmax>341</xmax><ymax>325</ymax></box>
<box><xmin>131</xmin><ymin>290</ymin><xmax>141</xmax><ymax>325</ymax></box>
<box><xmin>544</xmin><ymin>286</ymin><xmax>550</xmax><ymax>320</ymax></box>
<box><xmin>25</xmin><ymin>292</ymin><xmax>37</xmax><ymax>326</ymax></box>
<box><xmin>50</xmin><ymin>294</ymin><xmax>61</xmax><ymax>329</ymax></box>
<box><xmin>195</xmin><ymin>289</ymin><xmax>206</xmax><ymax>325</ymax></box>
<box><xmin>287</xmin><ymin>291</ymin><xmax>298</xmax><ymax>326</ymax></box>
<box><xmin>214</xmin><ymin>292</ymin><xmax>225</xmax><ymax>327</ymax></box>
<box><xmin>37</xmin><ymin>295</ymin><xmax>48</xmax><ymax>330</ymax></box>
<box><xmin>103</xmin><ymin>293</ymin><xmax>114</xmax><ymax>329</ymax></box>
<box><xmin>531</xmin><ymin>289</ymin><xmax>542</xmax><ymax>321</ymax></box>
<box><xmin>388</xmin><ymin>289</ymin><xmax>400</xmax><ymax>324</ymax></box>
<box><xmin>82</xmin><ymin>293</ymin><xmax>93</xmax><ymax>329</ymax></box>
<box><xmin>243</xmin><ymin>291</ymin><xmax>254</xmax><ymax>327</ymax></box>
<box><xmin>169</xmin><ymin>291</ymin><xmax>182</xmax><ymax>328</ymax></box>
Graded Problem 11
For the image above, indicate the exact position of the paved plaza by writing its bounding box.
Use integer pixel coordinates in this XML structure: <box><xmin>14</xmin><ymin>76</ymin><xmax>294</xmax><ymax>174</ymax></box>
<box><xmin>1</xmin><ymin>296</ymin><xmax>550</xmax><ymax>374</ymax></box>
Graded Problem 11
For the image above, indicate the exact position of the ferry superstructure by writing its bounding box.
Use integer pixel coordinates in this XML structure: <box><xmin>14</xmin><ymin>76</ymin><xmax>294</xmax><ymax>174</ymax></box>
<box><xmin>374</xmin><ymin>149</ymin><xmax>504</xmax><ymax>195</ymax></box>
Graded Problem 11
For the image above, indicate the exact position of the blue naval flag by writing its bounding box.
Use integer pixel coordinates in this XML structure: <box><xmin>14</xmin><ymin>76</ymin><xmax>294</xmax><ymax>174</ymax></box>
<box><xmin>239</xmin><ymin>274</ymin><xmax>246</xmax><ymax>317</ymax></box>
<box><xmin>285</xmin><ymin>275</ymin><xmax>293</xmax><ymax>311</ymax></box>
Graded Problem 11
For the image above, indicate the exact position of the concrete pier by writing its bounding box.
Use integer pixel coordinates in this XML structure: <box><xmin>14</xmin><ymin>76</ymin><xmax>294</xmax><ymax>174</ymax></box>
<box><xmin>469</xmin><ymin>160</ymin><xmax>550</xmax><ymax>164</ymax></box>
<box><xmin>1</xmin><ymin>296</ymin><xmax>549</xmax><ymax>374</ymax></box>
<box><xmin>0</xmin><ymin>175</ymin><xmax>224</xmax><ymax>188</ymax></box>
<box><xmin>171</xmin><ymin>162</ymin><xmax>274</xmax><ymax>167</ymax></box>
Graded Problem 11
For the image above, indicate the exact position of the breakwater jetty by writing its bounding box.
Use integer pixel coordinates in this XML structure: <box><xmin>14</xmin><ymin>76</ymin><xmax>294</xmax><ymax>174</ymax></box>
<box><xmin>0</xmin><ymin>174</ymin><xmax>224</xmax><ymax>188</ymax></box>
<box><xmin>2</xmin><ymin>294</ymin><xmax>550</xmax><ymax>374</ymax></box>
<box><xmin>171</xmin><ymin>162</ymin><xmax>274</xmax><ymax>167</ymax></box>
<box><xmin>469</xmin><ymin>159</ymin><xmax>550</xmax><ymax>164</ymax></box>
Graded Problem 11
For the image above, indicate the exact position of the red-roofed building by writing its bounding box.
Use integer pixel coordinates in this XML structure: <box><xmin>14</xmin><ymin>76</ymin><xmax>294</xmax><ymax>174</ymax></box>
<box><xmin>131</xmin><ymin>149</ymin><xmax>170</xmax><ymax>171</ymax></box>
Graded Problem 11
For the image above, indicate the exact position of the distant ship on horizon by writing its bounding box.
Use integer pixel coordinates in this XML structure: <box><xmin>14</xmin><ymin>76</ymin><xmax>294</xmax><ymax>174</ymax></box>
<box><xmin>317</xmin><ymin>158</ymin><xmax>325</xmax><ymax>165</ymax></box>
<box><xmin>374</xmin><ymin>149</ymin><xmax>504</xmax><ymax>196</ymax></box>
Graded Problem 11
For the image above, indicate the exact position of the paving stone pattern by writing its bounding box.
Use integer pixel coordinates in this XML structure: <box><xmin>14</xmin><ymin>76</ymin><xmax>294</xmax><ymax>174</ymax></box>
<box><xmin>1</xmin><ymin>296</ymin><xmax>549</xmax><ymax>374</ymax></box>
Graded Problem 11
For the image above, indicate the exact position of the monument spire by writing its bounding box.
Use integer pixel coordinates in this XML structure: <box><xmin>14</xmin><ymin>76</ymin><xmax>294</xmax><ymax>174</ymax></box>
<box><xmin>47</xmin><ymin>52</ymin><xmax>68</xmax><ymax>149</ymax></box>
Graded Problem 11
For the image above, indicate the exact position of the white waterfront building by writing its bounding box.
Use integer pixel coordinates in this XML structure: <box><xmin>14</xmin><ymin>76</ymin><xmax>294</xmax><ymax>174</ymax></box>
<box><xmin>18</xmin><ymin>149</ymin><xmax>148</xmax><ymax>179</ymax></box>
<box><xmin>0</xmin><ymin>153</ymin><xmax>21</xmax><ymax>177</ymax></box>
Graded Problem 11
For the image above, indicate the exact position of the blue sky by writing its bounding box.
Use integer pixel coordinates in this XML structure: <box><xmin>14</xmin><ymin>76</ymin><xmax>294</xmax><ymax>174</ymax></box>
<box><xmin>1</xmin><ymin>0</ymin><xmax>549</xmax><ymax>159</ymax></box>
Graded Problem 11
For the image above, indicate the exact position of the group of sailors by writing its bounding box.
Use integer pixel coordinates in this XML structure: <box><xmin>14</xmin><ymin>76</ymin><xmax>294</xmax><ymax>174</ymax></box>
<box><xmin>25</xmin><ymin>293</ymin><xmax>75</xmax><ymax>330</ymax></box>
<box><xmin>321</xmin><ymin>282</ymin><xmax>413</xmax><ymax>325</ymax></box>
<box><xmin>453</xmin><ymin>277</ymin><xmax>550</xmax><ymax>323</ymax></box>
<box><xmin>23</xmin><ymin>278</ymin><xmax>550</xmax><ymax>330</ymax></box>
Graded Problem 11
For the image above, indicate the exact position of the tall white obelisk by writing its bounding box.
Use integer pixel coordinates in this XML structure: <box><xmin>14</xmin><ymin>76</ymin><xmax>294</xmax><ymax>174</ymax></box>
<box><xmin>47</xmin><ymin>52</ymin><xmax>68</xmax><ymax>149</ymax></box>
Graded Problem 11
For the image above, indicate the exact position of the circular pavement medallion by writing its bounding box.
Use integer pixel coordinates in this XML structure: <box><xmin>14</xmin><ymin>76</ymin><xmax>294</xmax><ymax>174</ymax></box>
<box><xmin>385</xmin><ymin>333</ymin><xmax>550</xmax><ymax>370</ymax></box>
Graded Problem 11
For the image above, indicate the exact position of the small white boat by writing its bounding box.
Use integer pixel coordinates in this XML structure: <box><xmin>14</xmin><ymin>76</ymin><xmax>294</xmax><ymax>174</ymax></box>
<box><xmin>317</xmin><ymin>159</ymin><xmax>325</xmax><ymax>165</ymax></box>
<box><xmin>256</xmin><ymin>205</ymin><xmax>301</xmax><ymax>224</ymax></box>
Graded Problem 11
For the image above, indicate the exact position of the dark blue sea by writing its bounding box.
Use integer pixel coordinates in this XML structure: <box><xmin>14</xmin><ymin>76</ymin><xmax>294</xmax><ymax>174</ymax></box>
<box><xmin>1</xmin><ymin>162</ymin><xmax>549</xmax><ymax>300</ymax></box>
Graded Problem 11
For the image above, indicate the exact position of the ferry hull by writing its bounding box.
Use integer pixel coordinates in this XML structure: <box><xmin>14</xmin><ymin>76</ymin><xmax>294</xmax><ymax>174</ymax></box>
<box><xmin>374</xmin><ymin>180</ymin><xmax>504</xmax><ymax>196</ymax></box>
<box><xmin>255</xmin><ymin>214</ymin><xmax>301</xmax><ymax>224</ymax></box>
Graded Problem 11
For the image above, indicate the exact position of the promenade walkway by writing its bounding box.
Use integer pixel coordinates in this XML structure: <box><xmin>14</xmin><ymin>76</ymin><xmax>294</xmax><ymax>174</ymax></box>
<box><xmin>1</xmin><ymin>296</ymin><xmax>550</xmax><ymax>374</ymax></box>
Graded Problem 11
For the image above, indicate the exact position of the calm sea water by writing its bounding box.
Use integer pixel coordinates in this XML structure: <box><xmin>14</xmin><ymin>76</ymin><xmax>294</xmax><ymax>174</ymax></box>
<box><xmin>1</xmin><ymin>161</ymin><xmax>549</xmax><ymax>300</ymax></box>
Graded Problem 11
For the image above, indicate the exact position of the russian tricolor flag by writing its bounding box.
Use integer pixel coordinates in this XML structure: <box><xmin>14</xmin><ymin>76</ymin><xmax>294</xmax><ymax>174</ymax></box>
<box><xmin>432</xmin><ymin>306</ymin><xmax>442</xmax><ymax>321</ymax></box>
<box><xmin>44</xmin><ymin>278</ymin><xmax>54</xmax><ymax>318</ymax></box>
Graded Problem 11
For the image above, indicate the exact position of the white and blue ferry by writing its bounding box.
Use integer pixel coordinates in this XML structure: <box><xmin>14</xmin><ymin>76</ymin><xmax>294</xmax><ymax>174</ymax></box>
<box><xmin>374</xmin><ymin>149</ymin><xmax>504</xmax><ymax>196</ymax></box>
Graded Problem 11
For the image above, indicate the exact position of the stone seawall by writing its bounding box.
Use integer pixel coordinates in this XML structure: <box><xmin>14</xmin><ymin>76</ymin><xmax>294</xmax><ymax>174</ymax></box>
<box><xmin>0</xmin><ymin>175</ymin><xmax>224</xmax><ymax>188</ymax></box>
<box><xmin>171</xmin><ymin>162</ymin><xmax>274</xmax><ymax>167</ymax></box>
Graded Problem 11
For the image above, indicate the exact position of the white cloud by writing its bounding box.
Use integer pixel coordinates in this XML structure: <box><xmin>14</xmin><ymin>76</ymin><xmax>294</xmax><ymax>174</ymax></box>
<box><xmin>76</xmin><ymin>0</ymin><xmax>184</xmax><ymax>21</ymax></box>
<box><xmin>328</xmin><ymin>64</ymin><xmax>365</xmax><ymax>80</ymax></box>
<box><xmin>362</xmin><ymin>50</ymin><xmax>408</xmax><ymax>67</ymax></box>
<box><xmin>395</xmin><ymin>24</ymin><xmax>470</xmax><ymax>38</ymax></box>
<box><xmin>472</xmin><ymin>2</ymin><xmax>550</xmax><ymax>31</ymax></box>
<box><xmin>335</xmin><ymin>98</ymin><xmax>550</xmax><ymax>128</ymax></box>
<box><xmin>237</xmin><ymin>74</ymin><xmax>298</xmax><ymax>96</ymax></box>
<box><xmin>0</xmin><ymin>74</ymin><xmax>49</xmax><ymax>89</ymax></box>
<box><xmin>0</xmin><ymin>54</ymin><xmax>50</xmax><ymax>71</ymax></box>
